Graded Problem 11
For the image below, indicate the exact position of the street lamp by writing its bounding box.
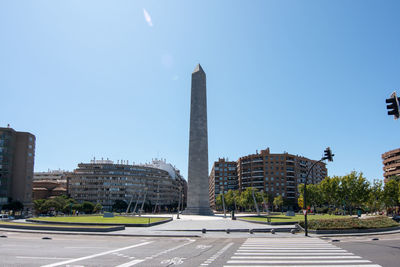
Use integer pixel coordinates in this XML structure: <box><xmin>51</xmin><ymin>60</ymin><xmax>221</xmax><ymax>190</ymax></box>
<box><xmin>252</xmin><ymin>188</ymin><xmax>260</xmax><ymax>216</ymax></box>
<box><xmin>221</xmin><ymin>186</ymin><xmax>226</xmax><ymax>218</ymax></box>
<box><xmin>303</xmin><ymin>147</ymin><xmax>334</xmax><ymax>236</ymax></box>
<box><xmin>177</xmin><ymin>186</ymin><xmax>182</xmax><ymax>219</ymax></box>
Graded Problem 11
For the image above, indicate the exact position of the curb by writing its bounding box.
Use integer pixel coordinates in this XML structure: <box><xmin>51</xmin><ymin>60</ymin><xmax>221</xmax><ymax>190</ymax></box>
<box><xmin>0</xmin><ymin>228</ymin><xmax>201</xmax><ymax>237</ymax></box>
<box><xmin>295</xmin><ymin>223</ymin><xmax>400</xmax><ymax>236</ymax></box>
<box><xmin>236</xmin><ymin>218</ymin><xmax>297</xmax><ymax>225</ymax></box>
<box><xmin>26</xmin><ymin>217</ymin><xmax>173</xmax><ymax>227</ymax></box>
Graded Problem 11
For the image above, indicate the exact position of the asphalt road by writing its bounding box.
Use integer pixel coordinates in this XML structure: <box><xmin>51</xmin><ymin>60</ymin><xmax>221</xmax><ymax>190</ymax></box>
<box><xmin>0</xmin><ymin>231</ymin><xmax>398</xmax><ymax>267</ymax></box>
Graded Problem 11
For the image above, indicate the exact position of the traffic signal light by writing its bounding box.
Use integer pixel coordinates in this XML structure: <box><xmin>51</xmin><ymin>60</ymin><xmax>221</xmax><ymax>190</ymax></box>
<box><xmin>386</xmin><ymin>92</ymin><xmax>400</xmax><ymax>120</ymax></box>
<box><xmin>323</xmin><ymin>147</ymin><xmax>334</xmax><ymax>162</ymax></box>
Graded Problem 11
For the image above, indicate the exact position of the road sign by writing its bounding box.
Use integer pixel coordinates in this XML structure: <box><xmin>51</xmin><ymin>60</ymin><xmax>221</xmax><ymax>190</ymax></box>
<box><xmin>303</xmin><ymin>209</ymin><xmax>307</xmax><ymax>215</ymax></box>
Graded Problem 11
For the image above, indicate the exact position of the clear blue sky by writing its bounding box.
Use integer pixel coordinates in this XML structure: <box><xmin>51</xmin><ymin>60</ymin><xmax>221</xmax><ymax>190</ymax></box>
<box><xmin>1</xmin><ymin>1</ymin><xmax>399</xmax><ymax>181</ymax></box>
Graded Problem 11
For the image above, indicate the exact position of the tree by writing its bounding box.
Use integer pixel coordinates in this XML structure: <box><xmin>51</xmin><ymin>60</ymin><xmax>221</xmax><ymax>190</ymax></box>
<box><xmin>367</xmin><ymin>179</ymin><xmax>384</xmax><ymax>213</ymax></box>
<box><xmin>215</xmin><ymin>194</ymin><xmax>223</xmax><ymax>211</ymax></box>
<box><xmin>383</xmin><ymin>179</ymin><xmax>399</xmax><ymax>212</ymax></box>
<box><xmin>238</xmin><ymin>188</ymin><xmax>262</xmax><ymax>211</ymax></box>
<box><xmin>112</xmin><ymin>200</ymin><xmax>128</xmax><ymax>212</ymax></box>
<box><xmin>82</xmin><ymin>201</ymin><xmax>95</xmax><ymax>214</ymax></box>
<box><xmin>319</xmin><ymin>176</ymin><xmax>341</xmax><ymax>210</ymax></box>
<box><xmin>94</xmin><ymin>203</ymin><xmax>103</xmax><ymax>213</ymax></box>
<box><xmin>341</xmin><ymin>172</ymin><xmax>370</xmax><ymax>215</ymax></box>
<box><xmin>33</xmin><ymin>199</ymin><xmax>46</xmax><ymax>215</ymax></box>
<box><xmin>224</xmin><ymin>190</ymin><xmax>237</xmax><ymax>211</ymax></box>
<box><xmin>273</xmin><ymin>195</ymin><xmax>283</xmax><ymax>212</ymax></box>
<box><xmin>298</xmin><ymin>184</ymin><xmax>322</xmax><ymax>211</ymax></box>
<box><xmin>42</xmin><ymin>199</ymin><xmax>62</xmax><ymax>214</ymax></box>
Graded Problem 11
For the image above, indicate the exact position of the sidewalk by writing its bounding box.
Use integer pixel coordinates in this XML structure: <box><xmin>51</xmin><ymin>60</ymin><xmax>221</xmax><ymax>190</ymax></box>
<box><xmin>4</xmin><ymin>214</ymin><xmax>399</xmax><ymax>238</ymax></box>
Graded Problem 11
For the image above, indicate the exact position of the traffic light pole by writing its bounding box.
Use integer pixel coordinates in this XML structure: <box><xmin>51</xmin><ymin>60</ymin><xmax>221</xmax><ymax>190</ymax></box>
<box><xmin>303</xmin><ymin>159</ymin><xmax>323</xmax><ymax>237</ymax></box>
<box><xmin>303</xmin><ymin>147</ymin><xmax>333</xmax><ymax>236</ymax></box>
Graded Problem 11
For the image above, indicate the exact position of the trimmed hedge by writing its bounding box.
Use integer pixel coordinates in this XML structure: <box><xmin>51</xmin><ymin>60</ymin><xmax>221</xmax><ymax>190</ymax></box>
<box><xmin>299</xmin><ymin>216</ymin><xmax>399</xmax><ymax>230</ymax></box>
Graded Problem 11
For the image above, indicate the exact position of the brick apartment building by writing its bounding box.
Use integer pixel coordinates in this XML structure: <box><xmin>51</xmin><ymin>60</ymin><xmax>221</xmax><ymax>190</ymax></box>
<box><xmin>209</xmin><ymin>148</ymin><xmax>327</xmax><ymax>208</ymax></box>
<box><xmin>382</xmin><ymin>148</ymin><xmax>400</xmax><ymax>182</ymax></box>
<box><xmin>238</xmin><ymin>148</ymin><xmax>327</xmax><ymax>200</ymax></box>
<box><xmin>209</xmin><ymin>158</ymin><xmax>238</xmax><ymax>209</ymax></box>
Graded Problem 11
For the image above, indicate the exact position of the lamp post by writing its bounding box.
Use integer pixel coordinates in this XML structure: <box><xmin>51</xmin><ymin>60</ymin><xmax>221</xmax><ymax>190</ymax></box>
<box><xmin>252</xmin><ymin>188</ymin><xmax>260</xmax><ymax>216</ymax></box>
<box><xmin>177</xmin><ymin>186</ymin><xmax>182</xmax><ymax>219</ymax></box>
<box><xmin>222</xmin><ymin>186</ymin><xmax>226</xmax><ymax>218</ymax></box>
<box><xmin>303</xmin><ymin>147</ymin><xmax>334</xmax><ymax>236</ymax></box>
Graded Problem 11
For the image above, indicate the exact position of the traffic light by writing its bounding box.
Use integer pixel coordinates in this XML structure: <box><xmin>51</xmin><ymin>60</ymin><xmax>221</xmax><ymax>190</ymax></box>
<box><xmin>386</xmin><ymin>92</ymin><xmax>400</xmax><ymax>120</ymax></box>
<box><xmin>323</xmin><ymin>147</ymin><xmax>334</xmax><ymax>162</ymax></box>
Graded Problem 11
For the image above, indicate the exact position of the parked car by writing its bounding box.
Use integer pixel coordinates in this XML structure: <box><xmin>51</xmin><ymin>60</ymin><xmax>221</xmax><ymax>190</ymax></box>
<box><xmin>0</xmin><ymin>214</ymin><xmax>9</xmax><ymax>221</ymax></box>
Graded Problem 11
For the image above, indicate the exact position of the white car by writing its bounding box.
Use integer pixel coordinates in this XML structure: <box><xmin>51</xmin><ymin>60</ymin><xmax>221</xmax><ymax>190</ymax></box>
<box><xmin>0</xmin><ymin>214</ymin><xmax>9</xmax><ymax>221</ymax></box>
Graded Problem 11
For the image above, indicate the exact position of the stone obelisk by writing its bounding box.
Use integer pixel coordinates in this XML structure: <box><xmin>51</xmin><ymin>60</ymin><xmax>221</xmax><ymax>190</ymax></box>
<box><xmin>183</xmin><ymin>64</ymin><xmax>214</xmax><ymax>215</ymax></box>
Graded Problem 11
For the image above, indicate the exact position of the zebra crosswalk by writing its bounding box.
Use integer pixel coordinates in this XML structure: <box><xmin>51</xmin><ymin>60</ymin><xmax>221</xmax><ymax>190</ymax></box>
<box><xmin>223</xmin><ymin>237</ymin><xmax>381</xmax><ymax>267</ymax></box>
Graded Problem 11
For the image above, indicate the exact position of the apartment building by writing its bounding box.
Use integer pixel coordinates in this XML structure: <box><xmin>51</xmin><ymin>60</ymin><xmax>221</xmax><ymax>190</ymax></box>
<box><xmin>0</xmin><ymin>126</ymin><xmax>35</xmax><ymax>212</ymax></box>
<box><xmin>238</xmin><ymin>148</ymin><xmax>327</xmax><ymax>199</ymax></box>
<box><xmin>382</xmin><ymin>148</ymin><xmax>400</xmax><ymax>182</ymax></box>
<box><xmin>68</xmin><ymin>159</ymin><xmax>187</xmax><ymax>211</ymax></box>
<box><xmin>209</xmin><ymin>158</ymin><xmax>238</xmax><ymax>208</ymax></box>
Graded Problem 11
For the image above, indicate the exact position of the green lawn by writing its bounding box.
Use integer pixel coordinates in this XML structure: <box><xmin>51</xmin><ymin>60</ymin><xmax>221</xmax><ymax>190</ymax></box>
<box><xmin>31</xmin><ymin>215</ymin><xmax>169</xmax><ymax>224</ymax></box>
<box><xmin>239</xmin><ymin>214</ymin><xmax>348</xmax><ymax>223</ymax></box>
<box><xmin>0</xmin><ymin>221</ymin><xmax>113</xmax><ymax>228</ymax></box>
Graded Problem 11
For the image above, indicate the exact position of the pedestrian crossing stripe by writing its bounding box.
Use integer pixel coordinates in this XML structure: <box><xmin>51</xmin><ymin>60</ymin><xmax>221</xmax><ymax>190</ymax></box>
<box><xmin>223</xmin><ymin>237</ymin><xmax>381</xmax><ymax>267</ymax></box>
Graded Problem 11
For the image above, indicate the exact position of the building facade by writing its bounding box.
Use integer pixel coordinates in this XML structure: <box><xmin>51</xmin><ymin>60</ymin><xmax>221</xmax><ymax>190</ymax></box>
<box><xmin>237</xmin><ymin>148</ymin><xmax>327</xmax><ymax>200</ymax></box>
<box><xmin>33</xmin><ymin>170</ymin><xmax>68</xmax><ymax>200</ymax></box>
<box><xmin>382</xmin><ymin>148</ymin><xmax>400</xmax><ymax>182</ymax></box>
<box><xmin>68</xmin><ymin>159</ymin><xmax>187</xmax><ymax>211</ymax></box>
<box><xmin>209</xmin><ymin>158</ymin><xmax>238</xmax><ymax>208</ymax></box>
<box><xmin>0</xmin><ymin>126</ymin><xmax>35</xmax><ymax>212</ymax></box>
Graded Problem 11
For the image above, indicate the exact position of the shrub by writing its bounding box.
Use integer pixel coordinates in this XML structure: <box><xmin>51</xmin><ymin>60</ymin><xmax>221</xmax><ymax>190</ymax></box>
<box><xmin>299</xmin><ymin>216</ymin><xmax>399</xmax><ymax>230</ymax></box>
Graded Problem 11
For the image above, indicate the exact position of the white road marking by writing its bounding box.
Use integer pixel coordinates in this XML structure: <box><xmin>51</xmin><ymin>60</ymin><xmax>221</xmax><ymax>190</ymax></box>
<box><xmin>239</xmin><ymin>247</ymin><xmax>345</xmax><ymax>250</ymax></box>
<box><xmin>40</xmin><ymin>241</ymin><xmax>153</xmax><ymax>267</ymax></box>
<box><xmin>17</xmin><ymin>256</ymin><xmax>73</xmax><ymax>260</ymax></box>
<box><xmin>224</xmin><ymin>265</ymin><xmax>382</xmax><ymax>267</ymax></box>
<box><xmin>235</xmin><ymin>252</ymin><xmax>354</xmax><ymax>255</ymax></box>
<box><xmin>227</xmin><ymin>260</ymin><xmax>372</xmax><ymax>264</ymax></box>
<box><xmin>231</xmin><ymin>255</ymin><xmax>362</xmax><ymax>259</ymax></box>
<box><xmin>199</xmin><ymin>242</ymin><xmax>234</xmax><ymax>266</ymax></box>
<box><xmin>114</xmin><ymin>259</ymin><xmax>145</xmax><ymax>267</ymax></box>
<box><xmin>224</xmin><ymin>237</ymin><xmax>382</xmax><ymax>267</ymax></box>
<box><xmin>238</xmin><ymin>249</ymin><xmax>347</xmax><ymax>252</ymax></box>
<box><xmin>65</xmin><ymin>246</ymin><xmax>105</xmax><ymax>249</ymax></box>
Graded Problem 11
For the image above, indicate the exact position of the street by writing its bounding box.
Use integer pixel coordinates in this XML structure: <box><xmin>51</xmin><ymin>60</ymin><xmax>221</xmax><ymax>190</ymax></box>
<box><xmin>1</xmin><ymin>231</ymin><xmax>399</xmax><ymax>266</ymax></box>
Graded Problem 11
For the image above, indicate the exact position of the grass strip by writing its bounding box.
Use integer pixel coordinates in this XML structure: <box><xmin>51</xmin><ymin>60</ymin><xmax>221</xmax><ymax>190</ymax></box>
<box><xmin>0</xmin><ymin>221</ymin><xmax>114</xmax><ymax>229</ymax></box>
<box><xmin>31</xmin><ymin>216</ymin><xmax>168</xmax><ymax>224</ymax></box>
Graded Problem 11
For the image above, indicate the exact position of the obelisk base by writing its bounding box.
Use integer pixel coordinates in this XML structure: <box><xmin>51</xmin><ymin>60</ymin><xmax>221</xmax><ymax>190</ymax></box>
<box><xmin>182</xmin><ymin>207</ymin><xmax>214</xmax><ymax>216</ymax></box>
